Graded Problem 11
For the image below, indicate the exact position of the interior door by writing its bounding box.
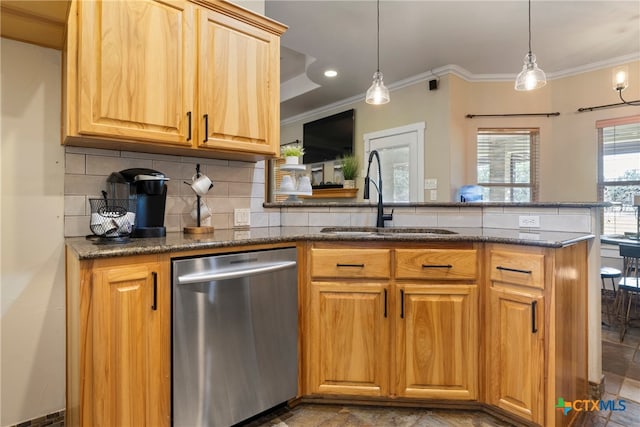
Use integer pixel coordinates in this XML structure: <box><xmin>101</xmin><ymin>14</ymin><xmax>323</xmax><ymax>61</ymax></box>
<box><xmin>364</xmin><ymin>122</ymin><xmax>425</xmax><ymax>202</ymax></box>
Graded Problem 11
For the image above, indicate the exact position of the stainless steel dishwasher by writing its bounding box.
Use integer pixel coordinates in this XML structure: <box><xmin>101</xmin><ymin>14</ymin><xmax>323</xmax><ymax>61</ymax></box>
<box><xmin>172</xmin><ymin>247</ymin><xmax>298</xmax><ymax>427</ymax></box>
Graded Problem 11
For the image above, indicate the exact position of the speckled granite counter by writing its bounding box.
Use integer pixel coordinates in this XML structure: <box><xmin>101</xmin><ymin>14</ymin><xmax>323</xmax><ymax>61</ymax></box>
<box><xmin>65</xmin><ymin>226</ymin><xmax>595</xmax><ymax>260</ymax></box>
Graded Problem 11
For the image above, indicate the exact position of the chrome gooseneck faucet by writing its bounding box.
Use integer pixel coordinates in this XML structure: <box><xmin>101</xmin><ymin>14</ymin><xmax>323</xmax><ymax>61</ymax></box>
<box><xmin>363</xmin><ymin>150</ymin><xmax>393</xmax><ymax>227</ymax></box>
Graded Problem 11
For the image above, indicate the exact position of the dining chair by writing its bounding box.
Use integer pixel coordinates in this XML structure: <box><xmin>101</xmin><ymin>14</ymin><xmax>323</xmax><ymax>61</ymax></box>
<box><xmin>601</xmin><ymin>266</ymin><xmax>621</xmax><ymax>326</ymax></box>
<box><xmin>616</xmin><ymin>244</ymin><xmax>640</xmax><ymax>341</ymax></box>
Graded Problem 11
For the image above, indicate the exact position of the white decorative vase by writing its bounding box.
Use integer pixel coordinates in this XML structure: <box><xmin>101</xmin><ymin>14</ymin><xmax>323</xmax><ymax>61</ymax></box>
<box><xmin>285</xmin><ymin>156</ymin><xmax>299</xmax><ymax>165</ymax></box>
<box><xmin>343</xmin><ymin>179</ymin><xmax>355</xmax><ymax>189</ymax></box>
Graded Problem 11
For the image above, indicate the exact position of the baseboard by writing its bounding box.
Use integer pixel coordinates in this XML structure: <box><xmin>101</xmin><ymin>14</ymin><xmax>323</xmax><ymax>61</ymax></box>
<box><xmin>8</xmin><ymin>410</ymin><xmax>65</xmax><ymax>427</ymax></box>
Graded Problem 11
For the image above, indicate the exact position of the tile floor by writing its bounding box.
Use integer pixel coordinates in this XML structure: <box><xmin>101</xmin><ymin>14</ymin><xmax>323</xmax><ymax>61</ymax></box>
<box><xmin>246</xmin><ymin>323</ymin><xmax>640</xmax><ymax>427</ymax></box>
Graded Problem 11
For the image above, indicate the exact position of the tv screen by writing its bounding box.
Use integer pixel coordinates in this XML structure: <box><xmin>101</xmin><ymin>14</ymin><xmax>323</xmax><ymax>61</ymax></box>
<box><xmin>303</xmin><ymin>109</ymin><xmax>354</xmax><ymax>164</ymax></box>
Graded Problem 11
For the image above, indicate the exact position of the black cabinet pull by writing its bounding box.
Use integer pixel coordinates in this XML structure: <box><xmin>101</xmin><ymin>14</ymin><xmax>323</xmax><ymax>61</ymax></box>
<box><xmin>383</xmin><ymin>289</ymin><xmax>387</xmax><ymax>318</ymax></box>
<box><xmin>400</xmin><ymin>289</ymin><xmax>405</xmax><ymax>319</ymax></box>
<box><xmin>336</xmin><ymin>263</ymin><xmax>365</xmax><ymax>268</ymax></box>
<box><xmin>186</xmin><ymin>111</ymin><xmax>192</xmax><ymax>141</ymax></box>
<box><xmin>496</xmin><ymin>265</ymin><xmax>532</xmax><ymax>275</ymax></box>
<box><xmin>151</xmin><ymin>272</ymin><xmax>158</xmax><ymax>311</ymax></box>
<box><xmin>531</xmin><ymin>301</ymin><xmax>538</xmax><ymax>333</ymax></box>
<box><xmin>422</xmin><ymin>264</ymin><xmax>453</xmax><ymax>269</ymax></box>
<box><xmin>203</xmin><ymin>114</ymin><xmax>209</xmax><ymax>143</ymax></box>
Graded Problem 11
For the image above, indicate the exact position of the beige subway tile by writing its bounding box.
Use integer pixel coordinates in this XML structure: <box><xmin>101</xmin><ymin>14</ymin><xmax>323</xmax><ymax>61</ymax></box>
<box><xmin>65</xmin><ymin>153</ymin><xmax>85</xmax><ymax>174</ymax></box>
<box><xmin>65</xmin><ymin>174</ymin><xmax>106</xmax><ymax>195</ymax></box>
<box><xmin>64</xmin><ymin>195</ymin><xmax>86</xmax><ymax>215</ymax></box>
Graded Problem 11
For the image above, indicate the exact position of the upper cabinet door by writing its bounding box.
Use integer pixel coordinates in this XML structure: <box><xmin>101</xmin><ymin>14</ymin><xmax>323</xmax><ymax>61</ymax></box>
<box><xmin>75</xmin><ymin>0</ymin><xmax>195</xmax><ymax>145</ymax></box>
<box><xmin>198</xmin><ymin>8</ymin><xmax>280</xmax><ymax>156</ymax></box>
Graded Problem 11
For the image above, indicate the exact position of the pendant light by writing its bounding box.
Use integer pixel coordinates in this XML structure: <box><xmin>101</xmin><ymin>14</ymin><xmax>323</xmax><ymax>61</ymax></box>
<box><xmin>515</xmin><ymin>0</ymin><xmax>547</xmax><ymax>91</ymax></box>
<box><xmin>366</xmin><ymin>0</ymin><xmax>390</xmax><ymax>104</ymax></box>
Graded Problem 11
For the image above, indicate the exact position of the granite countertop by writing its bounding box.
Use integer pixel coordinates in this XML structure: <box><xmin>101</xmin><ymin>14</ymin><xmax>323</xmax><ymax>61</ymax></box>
<box><xmin>65</xmin><ymin>226</ymin><xmax>595</xmax><ymax>260</ymax></box>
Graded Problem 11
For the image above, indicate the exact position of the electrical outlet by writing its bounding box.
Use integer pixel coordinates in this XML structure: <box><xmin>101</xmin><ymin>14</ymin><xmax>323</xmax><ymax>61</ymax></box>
<box><xmin>518</xmin><ymin>215</ymin><xmax>540</xmax><ymax>228</ymax></box>
<box><xmin>430</xmin><ymin>190</ymin><xmax>437</xmax><ymax>201</ymax></box>
<box><xmin>234</xmin><ymin>208</ymin><xmax>250</xmax><ymax>227</ymax></box>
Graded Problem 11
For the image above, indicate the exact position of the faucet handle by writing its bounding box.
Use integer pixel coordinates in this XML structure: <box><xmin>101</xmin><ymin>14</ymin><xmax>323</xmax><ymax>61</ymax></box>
<box><xmin>383</xmin><ymin>208</ymin><xmax>394</xmax><ymax>222</ymax></box>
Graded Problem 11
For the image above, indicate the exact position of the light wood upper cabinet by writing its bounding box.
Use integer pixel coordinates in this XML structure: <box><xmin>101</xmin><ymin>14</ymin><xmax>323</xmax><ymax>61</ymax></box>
<box><xmin>66</xmin><ymin>252</ymin><xmax>170</xmax><ymax>427</ymax></box>
<box><xmin>64</xmin><ymin>0</ymin><xmax>286</xmax><ymax>160</ymax></box>
<box><xmin>66</xmin><ymin>0</ymin><xmax>195</xmax><ymax>146</ymax></box>
<box><xmin>198</xmin><ymin>8</ymin><xmax>280</xmax><ymax>156</ymax></box>
<box><xmin>1</xmin><ymin>1</ymin><xmax>70</xmax><ymax>50</ymax></box>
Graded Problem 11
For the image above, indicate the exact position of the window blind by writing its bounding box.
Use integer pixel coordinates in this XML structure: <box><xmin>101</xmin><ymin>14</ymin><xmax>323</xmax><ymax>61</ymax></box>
<box><xmin>476</xmin><ymin>128</ymin><xmax>539</xmax><ymax>202</ymax></box>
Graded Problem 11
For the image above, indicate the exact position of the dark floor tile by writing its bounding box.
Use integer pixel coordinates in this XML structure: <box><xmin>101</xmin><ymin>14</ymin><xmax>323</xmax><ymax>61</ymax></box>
<box><xmin>604</xmin><ymin>372</ymin><xmax>625</xmax><ymax>395</ymax></box>
<box><xmin>608</xmin><ymin>398</ymin><xmax>640</xmax><ymax>426</ymax></box>
<box><xmin>575</xmin><ymin>412</ymin><xmax>608</xmax><ymax>427</ymax></box>
<box><xmin>602</xmin><ymin>341</ymin><xmax>636</xmax><ymax>376</ymax></box>
<box><xmin>627</xmin><ymin>360</ymin><xmax>640</xmax><ymax>381</ymax></box>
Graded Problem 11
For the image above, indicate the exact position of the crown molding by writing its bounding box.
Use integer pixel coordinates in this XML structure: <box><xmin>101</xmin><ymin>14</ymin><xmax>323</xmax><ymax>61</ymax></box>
<box><xmin>280</xmin><ymin>55</ymin><xmax>640</xmax><ymax>127</ymax></box>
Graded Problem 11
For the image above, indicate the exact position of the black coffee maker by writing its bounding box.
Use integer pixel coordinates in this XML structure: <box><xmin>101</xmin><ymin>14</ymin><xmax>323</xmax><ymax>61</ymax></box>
<box><xmin>107</xmin><ymin>168</ymin><xmax>170</xmax><ymax>237</ymax></box>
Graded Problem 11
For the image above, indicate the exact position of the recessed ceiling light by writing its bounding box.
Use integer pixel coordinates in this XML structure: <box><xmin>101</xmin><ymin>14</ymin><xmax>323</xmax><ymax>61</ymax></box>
<box><xmin>324</xmin><ymin>70</ymin><xmax>338</xmax><ymax>78</ymax></box>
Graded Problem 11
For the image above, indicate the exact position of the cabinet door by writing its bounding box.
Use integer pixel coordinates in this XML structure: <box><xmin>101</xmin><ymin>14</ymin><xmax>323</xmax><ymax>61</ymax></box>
<box><xmin>308</xmin><ymin>281</ymin><xmax>389</xmax><ymax>396</ymax></box>
<box><xmin>198</xmin><ymin>8</ymin><xmax>280</xmax><ymax>156</ymax></box>
<box><xmin>88</xmin><ymin>262</ymin><xmax>170</xmax><ymax>427</ymax></box>
<box><xmin>395</xmin><ymin>284</ymin><xmax>478</xmax><ymax>399</ymax></box>
<box><xmin>487</xmin><ymin>287</ymin><xmax>544</xmax><ymax>424</ymax></box>
<box><xmin>75</xmin><ymin>0</ymin><xmax>195</xmax><ymax>145</ymax></box>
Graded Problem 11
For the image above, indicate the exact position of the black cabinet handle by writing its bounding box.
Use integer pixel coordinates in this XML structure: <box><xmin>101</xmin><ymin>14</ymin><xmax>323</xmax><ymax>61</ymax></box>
<box><xmin>496</xmin><ymin>266</ymin><xmax>532</xmax><ymax>275</ymax></box>
<box><xmin>531</xmin><ymin>301</ymin><xmax>538</xmax><ymax>333</ymax></box>
<box><xmin>186</xmin><ymin>111</ymin><xmax>192</xmax><ymax>141</ymax></box>
<box><xmin>336</xmin><ymin>263</ymin><xmax>365</xmax><ymax>268</ymax></box>
<box><xmin>383</xmin><ymin>289</ymin><xmax>387</xmax><ymax>318</ymax></box>
<box><xmin>203</xmin><ymin>114</ymin><xmax>208</xmax><ymax>143</ymax></box>
<box><xmin>422</xmin><ymin>264</ymin><xmax>453</xmax><ymax>269</ymax></box>
<box><xmin>400</xmin><ymin>289</ymin><xmax>405</xmax><ymax>319</ymax></box>
<box><xmin>151</xmin><ymin>272</ymin><xmax>158</xmax><ymax>311</ymax></box>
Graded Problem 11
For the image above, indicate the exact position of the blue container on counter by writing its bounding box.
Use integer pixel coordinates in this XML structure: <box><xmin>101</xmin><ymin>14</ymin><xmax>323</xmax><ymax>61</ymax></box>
<box><xmin>458</xmin><ymin>185</ymin><xmax>484</xmax><ymax>202</ymax></box>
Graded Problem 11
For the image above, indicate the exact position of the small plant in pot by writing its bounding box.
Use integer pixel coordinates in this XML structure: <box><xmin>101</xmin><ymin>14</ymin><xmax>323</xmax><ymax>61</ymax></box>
<box><xmin>281</xmin><ymin>144</ymin><xmax>305</xmax><ymax>165</ymax></box>
<box><xmin>340</xmin><ymin>155</ymin><xmax>359</xmax><ymax>188</ymax></box>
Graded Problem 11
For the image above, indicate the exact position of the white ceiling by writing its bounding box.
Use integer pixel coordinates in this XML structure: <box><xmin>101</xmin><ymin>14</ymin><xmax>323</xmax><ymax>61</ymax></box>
<box><xmin>264</xmin><ymin>0</ymin><xmax>640</xmax><ymax>121</ymax></box>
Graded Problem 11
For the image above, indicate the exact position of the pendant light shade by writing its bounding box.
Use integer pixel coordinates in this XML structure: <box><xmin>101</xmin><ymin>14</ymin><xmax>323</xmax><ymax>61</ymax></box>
<box><xmin>515</xmin><ymin>52</ymin><xmax>547</xmax><ymax>91</ymax></box>
<box><xmin>515</xmin><ymin>0</ymin><xmax>546</xmax><ymax>91</ymax></box>
<box><xmin>366</xmin><ymin>0</ymin><xmax>390</xmax><ymax>105</ymax></box>
<box><xmin>366</xmin><ymin>71</ymin><xmax>390</xmax><ymax>105</ymax></box>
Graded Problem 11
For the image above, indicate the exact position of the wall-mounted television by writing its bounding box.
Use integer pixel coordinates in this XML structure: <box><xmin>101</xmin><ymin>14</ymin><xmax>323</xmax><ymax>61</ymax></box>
<box><xmin>303</xmin><ymin>109</ymin><xmax>354</xmax><ymax>164</ymax></box>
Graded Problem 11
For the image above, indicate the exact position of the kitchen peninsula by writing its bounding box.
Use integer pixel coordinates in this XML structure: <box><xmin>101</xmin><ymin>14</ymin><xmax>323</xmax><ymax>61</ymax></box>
<box><xmin>66</xmin><ymin>201</ymin><xmax>603</xmax><ymax>427</ymax></box>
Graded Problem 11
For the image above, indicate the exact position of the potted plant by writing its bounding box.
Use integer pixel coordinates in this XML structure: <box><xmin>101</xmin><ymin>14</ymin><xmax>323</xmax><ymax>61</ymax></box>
<box><xmin>281</xmin><ymin>144</ymin><xmax>305</xmax><ymax>165</ymax></box>
<box><xmin>340</xmin><ymin>155</ymin><xmax>359</xmax><ymax>188</ymax></box>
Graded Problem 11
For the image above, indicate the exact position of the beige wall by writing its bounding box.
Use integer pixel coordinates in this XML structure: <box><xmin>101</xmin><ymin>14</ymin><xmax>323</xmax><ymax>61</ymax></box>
<box><xmin>282</xmin><ymin>60</ymin><xmax>640</xmax><ymax>203</ymax></box>
<box><xmin>0</xmin><ymin>39</ymin><xmax>66</xmax><ymax>426</ymax></box>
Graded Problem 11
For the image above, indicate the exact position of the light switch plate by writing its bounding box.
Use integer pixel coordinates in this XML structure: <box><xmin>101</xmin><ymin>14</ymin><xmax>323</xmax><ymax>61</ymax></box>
<box><xmin>234</xmin><ymin>208</ymin><xmax>250</xmax><ymax>227</ymax></box>
<box><xmin>424</xmin><ymin>178</ymin><xmax>438</xmax><ymax>189</ymax></box>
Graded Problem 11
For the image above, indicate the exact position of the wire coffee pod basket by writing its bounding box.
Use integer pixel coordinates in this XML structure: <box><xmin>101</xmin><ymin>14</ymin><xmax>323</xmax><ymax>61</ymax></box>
<box><xmin>89</xmin><ymin>198</ymin><xmax>137</xmax><ymax>242</ymax></box>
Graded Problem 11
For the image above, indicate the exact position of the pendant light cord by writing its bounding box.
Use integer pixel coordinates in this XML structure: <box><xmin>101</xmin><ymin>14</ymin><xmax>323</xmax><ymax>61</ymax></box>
<box><xmin>527</xmin><ymin>0</ymin><xmax>532</xmax><ymax>55</ymax></box>
<box><xmin>376</xmin><ymin>0</ymin><xmax>380</xmax><ymax>72</ymax></box>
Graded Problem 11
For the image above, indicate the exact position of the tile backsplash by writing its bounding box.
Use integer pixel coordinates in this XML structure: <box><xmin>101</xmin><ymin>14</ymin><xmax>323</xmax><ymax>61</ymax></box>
<box><xmin>63</xmin><ymin>146</ymin><xmax>280</xmax><ymax>237</ymax></box>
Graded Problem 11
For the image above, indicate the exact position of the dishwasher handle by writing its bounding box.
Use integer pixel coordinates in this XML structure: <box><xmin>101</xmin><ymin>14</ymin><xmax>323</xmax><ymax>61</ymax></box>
<box><xmin>177</xmin><ymin>260</ymin><xmax>297</xmax><ymax>284</ymax></box>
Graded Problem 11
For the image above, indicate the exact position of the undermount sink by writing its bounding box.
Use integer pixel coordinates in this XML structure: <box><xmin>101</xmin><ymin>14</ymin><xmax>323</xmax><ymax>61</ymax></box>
<box><xmin>320</xmin><ymin>227</ymin><xmax>458</xmax><ymax>236</ymax></box>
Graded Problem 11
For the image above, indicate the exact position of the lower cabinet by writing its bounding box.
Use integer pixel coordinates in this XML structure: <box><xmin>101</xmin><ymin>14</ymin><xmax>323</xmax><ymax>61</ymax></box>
<box><xmin>395</xmin><ymin>284</ymin><xmax>478</xmax><ymax>400</ymax></box>
<box><xmin>66</xmin><ymin>251</ymin><xmax>170</xmax><ymax>427</ymax></box>
<box><xmin>487</xmin><ymin>287</ymin><xmax>544</xmax><ymax>423</ymax></box>
<box><xmin>308</xmin><ymin>281</ymin><xmax>390</xmax><ymax>396</ymax></box>
<box><xmin>303</xmin><ymin>243</ymin><xmax>479</xmax><ymax>401</ymax></box>
<box><xmin>302</xmin><ymin>241</ymin><xmax>588</xmax><ymax>427</ymax></box>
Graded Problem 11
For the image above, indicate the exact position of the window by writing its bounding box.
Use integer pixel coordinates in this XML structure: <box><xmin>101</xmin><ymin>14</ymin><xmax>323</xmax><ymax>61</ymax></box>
<box><xmin>598</xmin><ymin>116</ymin><xmax>640</xmax><ymax>235</ymax></box>
<box><xmin>476</xmin><ymin>128</ymin><xmax>539</xmax><ymax>202</ymax></box>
